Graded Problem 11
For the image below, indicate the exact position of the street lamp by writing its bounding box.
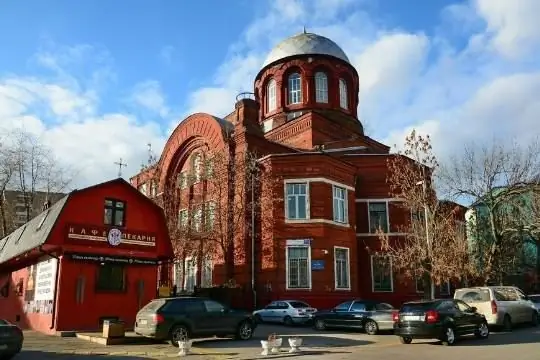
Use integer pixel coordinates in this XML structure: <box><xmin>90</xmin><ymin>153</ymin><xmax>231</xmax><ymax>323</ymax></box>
<box><xmin>416</xmin><ymin>179</ymin><xmax>435</xmax><ymax>299</ymax></box>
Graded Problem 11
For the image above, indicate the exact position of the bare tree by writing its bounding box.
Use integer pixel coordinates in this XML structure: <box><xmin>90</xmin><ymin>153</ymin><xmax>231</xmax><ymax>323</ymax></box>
<box><xmin>0</xmin><ymin>141</ymin><xmax>16</xmax><ymax>236</ymax></box>
<box><xmin>440</xmin><ymin>139</ymin><xmax>540</xmax><ymax>285</ymax></box>
<box><xmin>377</xmin><ymin>130</ymin><xmax>475</xmax><ymax>299</ymax></box>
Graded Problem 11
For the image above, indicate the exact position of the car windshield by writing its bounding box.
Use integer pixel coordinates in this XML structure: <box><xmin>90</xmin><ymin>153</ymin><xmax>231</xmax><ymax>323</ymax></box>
<box><xmin>401</xmin><ymin>302</ymin><xmax>437</xmax><ymax>312</ymax></box>
<box><xmin>529</xmin><ymin>295</ymin><xmax>540</xmax><ymax>303</ymax></box>
<box><xmin>289</xmin><ymin>301</ymin><xmax>310</xmax><ymax>308</ymax></box>
<box><xmin>454</xmin><ymin>288</ymin><xmax>491</xmax><ymax>302</ymax></box>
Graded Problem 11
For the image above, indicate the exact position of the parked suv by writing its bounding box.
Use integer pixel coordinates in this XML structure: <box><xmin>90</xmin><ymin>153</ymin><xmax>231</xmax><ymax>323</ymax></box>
<box><xmin>135</xmin><ymin>297</ymin><xmax>257</xmax><ymax>347</ymax></box>
<box><xmin>454</xmin><ymin>286</ymin><xmax>538</xmax><ymax>330</ymax></box>
<box><xmin>393</xmin><ymin>299</ymin><xmax>489</xmax><ymax>346</ymax></box>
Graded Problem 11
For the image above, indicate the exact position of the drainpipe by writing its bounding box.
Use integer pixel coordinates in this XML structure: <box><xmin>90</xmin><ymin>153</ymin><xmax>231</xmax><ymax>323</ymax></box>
<box><xmin>38</xmin><ymin>246</ymin><xmax>61</xmax><ymax>330</ymax></box>
<box><xmin>251</xmin><ymin>169</ymin><xmax>256</xmax><ymax>309</ymax></box>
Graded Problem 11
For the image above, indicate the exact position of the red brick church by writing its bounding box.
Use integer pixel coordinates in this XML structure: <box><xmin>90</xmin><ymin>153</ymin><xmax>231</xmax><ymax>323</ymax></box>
<box><xmin>131</xmin><ymin>31</ymin><xmax>455</xmax><ymax>309</ymax></box>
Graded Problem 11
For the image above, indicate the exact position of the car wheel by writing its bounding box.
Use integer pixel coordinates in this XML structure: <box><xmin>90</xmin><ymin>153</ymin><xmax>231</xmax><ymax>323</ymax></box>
<box><xmin>254</xmin><ymin>314</ymin><xmax>263</xmax><ymax>324</ymax></box>
<box><xmin>283</xmin><ymin>315</ymin><xmax>294</xmax><ymax>326</ymax></box>
<box><xmin>314</xmin><ymin>318</ymin><xmax>326</xmax><ymax>331</ymax></box>
<box><xmin>364</xmin><ymin>320</ymin><xmax>379</xmax><ymax>335</ymax></box>
<box><xmin>169</xmin><ymin>325</ymin><xmax>190</xmax><ymax>347</ymax></box>
<box><xmin>475</xmin><ymin>321</ymin><xmax>489</xmax><ymax>339</ymax></box>
<box><xmin>399</xmin><ymin>336</ymin><xmax>412</xmax><ymax>344</ymax></box>
<box><xmin>531</xmin><ymin>312</ymin><xmax>538</xmax><ymax>327</ymax></box>
<box><xmin>441</xmin><ymin>326</ymin><xmax>456</xmax><ymax>346</ymax></box>
<box><xmin>503</xmin><ymin>314</ymin><xmax>512</xmax><ymax>332</ymax></box>
<box><xmin>235</xmin><ymin>320</ymin><xmax>254</xmax><ymax>340</ymax></box>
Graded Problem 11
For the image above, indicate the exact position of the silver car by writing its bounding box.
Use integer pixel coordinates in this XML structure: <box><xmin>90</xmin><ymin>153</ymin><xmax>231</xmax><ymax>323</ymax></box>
<box><xmin>253</xmin><ymin>300</ymin><xmax>317</xmax><ymax>325</ymax></box>
<box><xmin>529</xmin><ymin>294</ymin><xmax>540</xmax><ymax>314</ymax></box>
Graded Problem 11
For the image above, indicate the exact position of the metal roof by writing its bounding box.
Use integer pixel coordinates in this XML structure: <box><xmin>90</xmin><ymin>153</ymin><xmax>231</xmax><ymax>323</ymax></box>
<box><xmin>0</xmin><ymin>195</ymin><xmax>69</xmax><ymax>264</ymax></box>
<box><xmin>262</xmin><ymin>32</ymin><xmax>350</xmax><ymax>68</ymax></box>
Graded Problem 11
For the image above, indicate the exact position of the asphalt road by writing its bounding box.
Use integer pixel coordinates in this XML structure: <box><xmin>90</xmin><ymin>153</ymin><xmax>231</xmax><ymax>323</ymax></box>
<box><xmin>13</xmin><ymin>324</ymin><xmax>540</xmax><ymax>359</ymax></box>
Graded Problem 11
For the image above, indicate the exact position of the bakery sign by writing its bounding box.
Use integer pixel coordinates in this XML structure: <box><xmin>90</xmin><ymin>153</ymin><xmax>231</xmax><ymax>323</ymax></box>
<box><xmin>67</xmin><ymin>224</ymin><xmax>156</xmax><ymax>247</ymax></box>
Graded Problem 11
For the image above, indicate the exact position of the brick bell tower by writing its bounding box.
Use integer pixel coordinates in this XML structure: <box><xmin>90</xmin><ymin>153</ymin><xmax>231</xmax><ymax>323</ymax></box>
<box><xmin>253</xmin><ymin>30</ymin><xmax>369</xmax><ymax>151</ymax></box>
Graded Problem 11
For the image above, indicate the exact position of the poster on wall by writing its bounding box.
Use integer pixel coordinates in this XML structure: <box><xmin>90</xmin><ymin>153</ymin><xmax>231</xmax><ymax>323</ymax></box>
<box><xmin>24</xmin><ymin>265</ymin><xmax>36</xmax><ymax>301</ymax></box>
<box><xmin>34</xmin><ymin>258</ymin><xmax>58</xmax><ymax>301</ymax></box>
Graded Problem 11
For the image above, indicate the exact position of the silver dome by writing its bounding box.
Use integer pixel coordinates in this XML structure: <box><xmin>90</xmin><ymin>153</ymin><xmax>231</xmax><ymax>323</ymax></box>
<box><xmin>262</xmin><ymin>32</ymin><xmax>350</xmax><ymax>68</ymax></box>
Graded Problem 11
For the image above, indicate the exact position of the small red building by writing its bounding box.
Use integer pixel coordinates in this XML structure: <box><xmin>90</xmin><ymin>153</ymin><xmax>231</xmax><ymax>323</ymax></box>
<box><xmin>130</xmin><ymin>31</ymin><xmax>465</xmax><ymax>309</ymax></box>
<box><xmin>0</xmin><ymin>178</ymin><xmax>172</xmax><ymax>334</ymax></box>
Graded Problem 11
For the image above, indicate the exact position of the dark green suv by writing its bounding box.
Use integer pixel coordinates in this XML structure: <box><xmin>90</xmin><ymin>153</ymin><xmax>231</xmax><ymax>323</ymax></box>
<box><xmin>134</xmin><ymin>297</ymin><xmax>257</xmax><ymax>346</ymax></box>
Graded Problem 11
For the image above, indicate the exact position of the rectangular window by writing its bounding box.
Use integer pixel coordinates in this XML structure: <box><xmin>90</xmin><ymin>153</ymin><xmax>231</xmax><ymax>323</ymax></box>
<box><xmin>371</xmin><ymin>255</ymin><xmax>393</xmax><ymax>292</ymax></box>
<box><xmin>138</xmin><ymin>183</ymin><xmax>148</xmax><ymax>195</ymax></box>
<box><xmin>369</xmin><ymin>202</ymin><xmax>388</xmax><ymax>233</ymax></box>
<box><xmin>334</xmin><ymin>247</ymin><xmax>350</xmax><ymax>289</ymax></box>
<box><xmin>440</xmin><ymin>281</ymin><xmax>450</xmax><ymax>295</ymax></box>
<box><xmin>178</xmin><ymin>209</ymin><xmax>188</xmax><ymax>229</ymax></box>
<box><xmin>104</xmin><ymin>199</ymin><xmax>126</xmax><ymax>227</ymax></box>
<box><xmin>285</xmin><ymin>183</ymin><xmax>308</xmax><ymax>220</ymax></box>
<box><xmin>184</xmin><ymin>258</ymin><xmax>197</xmax><ymax>292</ymax></box>
<box><xmin>333</xmin><ymin>186</ymin><xmax>348</xmax><ymax>223</ymax></box>
<box><xmin>178</xmin><ymin>172</ymin><xmax>188</xmax><ymax>189</ymax></box>
<box><xmin>286</xmin><ymin>245</ymin><xmax>311</xmax><ymax>289</ymax></box>
<box><xmin>96</xmin><ymin>264</ymin><xmax>125</xmax><ymax>292</ymax></box>
<box><xmin>201</xmin><ymin>258</ymin><xmax>213</xmax><ymax>288</ymax></box>
<box><xmin>204</xmin><ymin>160</ymin><xmax>214</xmax><ymax>179</ymax></box>
<box><xmin>193</xmin><ymin>206</ymin><xmax>203</xmax><ymax>232</ymax></box>
<box><xmin>205</xmin><ymin>202</ymin><xmax>215</xmax><ymax>230</ymax></box>
<box><xmin>415</xmin><ymin>276</ymin><xmax>424</xmax><ymax>293</ymax></box>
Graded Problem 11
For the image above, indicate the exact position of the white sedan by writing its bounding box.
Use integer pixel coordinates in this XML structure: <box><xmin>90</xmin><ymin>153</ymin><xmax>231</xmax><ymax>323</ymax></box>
<box><xmin>253</xmin><ymin>300</ymin><xmax>317</xmax><ymax>326</ymax></box>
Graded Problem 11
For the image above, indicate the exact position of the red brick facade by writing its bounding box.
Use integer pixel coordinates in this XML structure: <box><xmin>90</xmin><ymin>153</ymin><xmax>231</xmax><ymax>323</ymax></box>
<box><xmin>130</xmin><ymin>32</ymin><xmax>460</xmax><ymax>309</ymax></box>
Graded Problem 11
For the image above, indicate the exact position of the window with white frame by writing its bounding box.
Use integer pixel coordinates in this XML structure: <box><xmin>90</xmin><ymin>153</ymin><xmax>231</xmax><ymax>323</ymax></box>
<box><xmin>334</xmin><ymin>247</ymin><xmax>350</xmax><ymax>289</ymax></box>
<box><xmin>267</xmin><ymin>79</ymin><xmax>277</xmax><ymax>112</ymax></box>
<box><xmin>314</xmin><ymin>72</ymin><xmax>328</xmax><ymax>103</ymax></box>
<box><xmin>286</xmin><ymin>245</ymin><xmax>311</xmax><ymax>289</ymax></box>
<box><xmin>285</xmin><ymin>183</ymin><xmax>309</xmax><ymax>219</ymax></box>
<box><xmin>369</xmin><ymin>202</ymin><xmax>388</xmax><ymax>233</ymax></box>
<box><xmin>339</xmin><ymin>78</ymin><xmax>348</xmax><ymax>109</ymax></box>
<box><xmin>184</xmin><ymin>258</ymin><xmax>197</xmax><ymax>292</ymax></box>
<box><xmin>193</xmin><ymin>206</ymin><xmax>203</xmax><ymax>232</ymax></box>
<box><xmin>288</xmin><ymin>73</ymin><xmax>302</xmax><ymax>104</ymax></box>
<box><xmin>440</xmin><ymin>281</ymin><xmax>451</xmax><ymax>295</ymax></box>
<box><xmin>333</xmin><ymin>186</ymin><xmax>348</xmax><ymax>223</ymax></box>
<box><xmin>201</xmin><ymin>258</ymin><xmax>213</xmax><ymax>288</ymax></box>
<box><xmin>192</xmin><ymin>153</ymin><xmax>203</xmax><ymax>182</ymax></box>
<box><xmin>139</xmin><ymin>183</ymin><xmax>148</xmax><ymax>195</ymax></box>
<box><xmin>178</xmin><ymin>209</ymin><xmax>188</xmax><ymax>229</ymax></box>
<box><xmin>371</xmin><ymin>255</ymin><xmax>393</xmax><ymax>292</ymax></box>
<box><xmin>205</xmin><ymin>202</ymin><xmax>215</xmax><ymax>230</ymax></box>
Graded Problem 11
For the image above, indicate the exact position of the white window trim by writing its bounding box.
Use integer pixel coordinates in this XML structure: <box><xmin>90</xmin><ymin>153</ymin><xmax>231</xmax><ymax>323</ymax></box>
<box><xmin>288</xmin><ymin>73</ymin><xmax>302</xmax><ymax>104</ymax></box>
<box><xmin>339</xmin><ymin>78</ymin><xmax>348</xmax><ymax>109</ymax></box>
<box><xmin>332</xmin><ymin>185</ymin><xmax>349</xmax><ymax>224</ymax></box>
<box><xmin>267</xmin><ymin>79</ymin><xmax>277</xmax><ymax>112</ymax></box>
<box><xmin>184</xmin><ymin>257</ymin><xmax>198</xmax><ymax>291</ymax></box>
<box><xmin>314</xmin><ymin>72</ymin><xmax>328</xmax><ymax>103</ymax></box>
<box><xmin>201</xmin><ymin>258</ymin><xmax>213</xmax><ymax>288</ymax></box>
<box><xmin>334</xmin><ymin>246</ymin><xmax>351</xmax><ymax>291</ymax></box>
<box><xmin>355</xmin><ymin>198</ymin><xmax>402</xmax><ymax>202</ymax></box>
<box><xmin>286</xmin><ymin>218</ymin><xmax>350</xmax><ymax>228</ymax></box>
<box><xmin>356</xmin><ymin>232</ymin><xmax>408</xmax><ymax>237</ymax></box>
<box><xmin>284</xmin><ymin>182</ymin><xmax>310</xmax><ymax>220</ymax></box>
<box><xmin>284</xmin><ymin>178</ymin><xmax>354</xmax><ymax>191</ymax></box>
<box><xmin>370</xmin><ymin>255</ymin><xmax>394</xmax><ymax>293</ymax></box>
<box><xmin>367</xmin><ymin>200</ymin><xmax>390</xmax><ymax>234</ymax></box>
<box><xmin>285</xmin><ymin>244</ymin><xmax>312</xmax><ymax>290</ymax></box>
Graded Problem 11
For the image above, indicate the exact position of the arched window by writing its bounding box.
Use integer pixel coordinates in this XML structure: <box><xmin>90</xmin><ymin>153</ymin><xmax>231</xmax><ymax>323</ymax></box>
<box><xmin>314</xmin><ymin>72</ymin><xmax>328</xmax><ymax>103</ymax></box>
<box><xmin>339</xmin><ymin>78</ymin><xmax>348</xmax><ymax>109</ymax></box>
<box><xmin>267</xmin><ymin>79</ymin><xmax>277</xmax><ymax>113</ymax></box>
<box><xmin>288</xmin><ymin>73</ymin><xmax>302</xmax><ymax>104</ymax></box>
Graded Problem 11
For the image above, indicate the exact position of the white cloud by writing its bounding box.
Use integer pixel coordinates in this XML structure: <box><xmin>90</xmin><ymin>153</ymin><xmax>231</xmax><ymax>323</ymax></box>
<box><xmin>130</xmin><ymin>80</ymin><xmax>169</xmax><ymax>117</ymax></box>
<box><xmin>474</xmin><ymin>0</ymin><xmax>540</xmax><ymax>59</ymax></box>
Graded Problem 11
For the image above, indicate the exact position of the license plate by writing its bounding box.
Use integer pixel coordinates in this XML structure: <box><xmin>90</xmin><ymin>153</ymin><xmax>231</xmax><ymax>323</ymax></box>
<box><xmin>0</xmin><ymin>344</ymin><xmax>7</xmax><ymax>350</ymax></box>
<box><xmin>402</xmin><ymin>315</ymin><xmax>424</xmax><ymax>321</ymax></box>
<box><xmin>139</xmin><ymin>319</ymin><xmax>147</xmax><ymax>325</ymax></box>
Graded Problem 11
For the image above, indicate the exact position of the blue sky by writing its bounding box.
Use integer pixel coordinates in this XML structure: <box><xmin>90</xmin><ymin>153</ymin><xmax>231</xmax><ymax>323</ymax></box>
<box><xmin>0</xmin><ymin>0</ymin><xmax>539</xmax><ymax>187</ymax></box>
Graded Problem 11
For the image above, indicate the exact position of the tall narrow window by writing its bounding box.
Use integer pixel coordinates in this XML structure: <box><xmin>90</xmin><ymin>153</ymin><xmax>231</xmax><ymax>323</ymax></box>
<box><xmin>285</xmin><ymin>183</ymin><xmax>308</xmax><ymax>220</ymax></box>
<box><xmin>286</xmin><ymin>245</ymin><xmax>311</xmax><ymax>289</ymax></box>
<box><xmin>205</xmin><ymin>202</ymin><xmax>215</xmax><ymax>230</ymax></box>
<box><xmin>339</xmin><ymin>78</ymin><xmax>348</xmax><ymax>109</ymax></box>
<box><xmin>314</xmin><ymin>72</ymin><xmax>328</xmax><ymax>103</ymax></box>
<box><xmin>334</xmin><ymin>247</ymin><xmax>350</xmax><ymax>289</ymax></box>
<box><xmin>267</xmin><ymin>79</ymin><xmax>277</xmax><ymax>112</ymax></box>
<box><xmin>104</xmin><ymin>199</ymin><xmax>126</xmax><ymax>227</ymax></box>
<box><xmin>193</xmin><ymin>206</ymin><xmax>203</xmax><ymax>232</ymax></box>
<box><xmin>201</xmin><ymin>258</ymin><xmax>213</xmax><ymax>288</ymax></box>
<box><xmin>333</xmin><ymin>186</ymin><xmax>348</xmax><ymax>223</ymax></box>
<box><xmin>178</xmin><ymin>209</ymin><xmax>188</xmax><ymax>229</ymax></box>
<box><xmin>371</xmin><ymin>255</ymin><xmax>393</xmax><ymax>292</ymax></box>
<box><xmin>192</xmin><ymin>153</ymin><xmax>203</xmax><ymax>182</ymax></box>
<box><xmin>369</xmin><ymin>202</ymin><xmax>388</xmax><ymax>233</ymax></box>
<box><xmin>288</xmin><ymin>73</ymin><xmax>302</xmax><ymax>104</ymax></box>
<box><xmin>184</xmin><ymin>258</ymin><xmax>197</xmax><ymax>292</ymax></box>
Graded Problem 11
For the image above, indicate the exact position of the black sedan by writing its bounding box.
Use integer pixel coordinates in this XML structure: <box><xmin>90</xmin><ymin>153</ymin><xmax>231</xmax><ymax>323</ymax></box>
<box><xmin>394</xmin><ymin>299</ymin><xmax>489</xmax><ymax>345</ymax></box>
<box><xmin>0</xmin><ymin>319</ymin><xmax>23</xmax><ymax>359</ymax></box>
<box><xmin>312</xmin><ymin>299</ymin><xmax>396</xmax><ymax>335</ymax></box>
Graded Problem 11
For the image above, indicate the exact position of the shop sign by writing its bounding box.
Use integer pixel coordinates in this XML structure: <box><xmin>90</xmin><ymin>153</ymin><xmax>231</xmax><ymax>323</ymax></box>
<box><xmin>66</xmin><ymin>253</ymin><xmax>159</xmax><ymax>265</ymax></box>
<box><xmin>67</xmin><ymin>224</ymin><xmax>156</xmax><ymax>247</ymax></box>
